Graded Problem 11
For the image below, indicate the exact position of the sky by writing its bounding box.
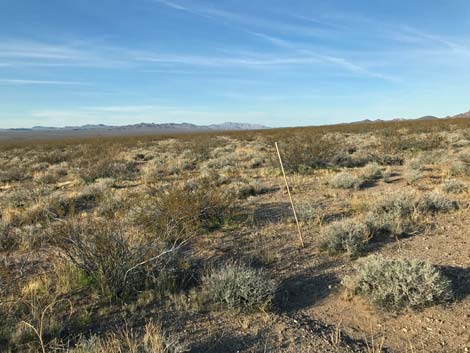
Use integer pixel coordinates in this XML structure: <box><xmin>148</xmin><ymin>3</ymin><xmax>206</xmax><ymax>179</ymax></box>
<box><xmin>1</xmin><ymin>0</ymin><xmax>470</xmax><ymax>128</ymax></box>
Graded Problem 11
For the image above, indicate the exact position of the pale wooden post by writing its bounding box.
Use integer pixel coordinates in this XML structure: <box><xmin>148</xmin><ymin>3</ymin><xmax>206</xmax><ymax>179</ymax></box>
<box><xmin>275</xmin><ymin>142</ymin><xmax>305</xmax><ymax>248</ymax></box>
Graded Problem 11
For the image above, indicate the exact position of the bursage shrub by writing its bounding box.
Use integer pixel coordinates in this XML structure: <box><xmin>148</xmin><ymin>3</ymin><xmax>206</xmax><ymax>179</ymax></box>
<box><xmin>343</xmin><ymin>255</ymin><xmax>452</xmax><ymax>310</ymax></box>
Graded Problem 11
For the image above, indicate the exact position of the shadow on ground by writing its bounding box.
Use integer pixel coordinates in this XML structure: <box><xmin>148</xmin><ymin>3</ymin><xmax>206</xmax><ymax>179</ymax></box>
<box><xmin>440</xmin><ymin>265</ymin><xmax>470</xmax><ymax>301</ymax></box>
<box><xmin>274</xmin><ymin>271</ymin><xmax>340</xmax><ymax>313</ymax></box>
<box><xmin>190</xmin><ymin>330</ymin><xmax>270</xmax><ymax>353</ymax></box>
<box><xmin>253</xmin><ymin>202</ymin><xmax>294</xmax><ymax>225</ymax></box>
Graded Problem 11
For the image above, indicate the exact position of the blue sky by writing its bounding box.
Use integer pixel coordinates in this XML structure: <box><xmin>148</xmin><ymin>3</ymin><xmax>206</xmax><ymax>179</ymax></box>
<box><xmin>1</xmin><ymin>0</ymin><xmax>470</xmax><ymax>128</ymax></box>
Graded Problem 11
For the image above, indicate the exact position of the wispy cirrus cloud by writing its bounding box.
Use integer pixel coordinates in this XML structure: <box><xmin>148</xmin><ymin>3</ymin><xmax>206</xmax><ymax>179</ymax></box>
<box><xmin>243</xmin><ymin>30</ymin><xmax>398</xmax><ymax>81</ymax></box>
<box><xmin>153</xmin><ymin>1</ymin><xmax>398</xmax><ymax>80</ymax></box>
<box><xmin>0</xmin><ymin>40</ymin><xmax>131</xmax><ymax>68</ymax></box>
<box><xmin>393</xmin><ymin>25</ymin><xmax>470</xmax><ymax>55</ymax></box>
<box><xmin>82</xmin><ymin>105</ymin><xmax>159</xmax><ymax>113</ymax></box>
<box><xmin>154</xmin><ymin>0</ymin><xmax>337</xmax><ymax>38</ymax></box>
<box><xmin>0</xmin><ymin>40</ymin><xmax>79</xmax><ymax>59</ymax></box>
<box><xmin>0</xmin><ymin>78</ymin><xmax>88</xmax><ymax>85</ymax></box>
<box><xmin>137</xmin><ymin>53</ymin><xmax>320</xmax><ymax>67</ymax></box>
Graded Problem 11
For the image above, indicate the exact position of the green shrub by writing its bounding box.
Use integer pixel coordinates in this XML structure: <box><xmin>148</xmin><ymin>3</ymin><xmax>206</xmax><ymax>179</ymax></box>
<box><xmin>344</xmin><ymin>255</ymin><xmax>452</xmax><ymax>310</ymax></box>
<box><xmin>202</xmin><ymin>261</ymin><xmax>276</xmax><ymax>311</ymax></box>
<box><xmin>329</xmin><ymin>172</ymin><xmax>363</xmax><ymax>190</ymax></box>
<box><xmin>320</xmin><ymin>219</ymin><xmax>368</xmax><ymax>257</ymax></box>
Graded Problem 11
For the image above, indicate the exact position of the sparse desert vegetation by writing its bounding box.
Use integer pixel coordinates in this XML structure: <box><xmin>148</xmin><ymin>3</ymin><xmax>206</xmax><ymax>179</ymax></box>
<box><xmin>1</xmin><ymin>118</ymin><xmax>470</xmax><ymax>352</ymax></box>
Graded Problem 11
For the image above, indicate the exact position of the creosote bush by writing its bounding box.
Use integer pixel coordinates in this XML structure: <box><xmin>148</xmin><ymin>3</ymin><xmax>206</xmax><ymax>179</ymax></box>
<box><xmin>130</xmin><ymin>181</ymin><xmax>233</xmax><ymax>242</ymax></box>
<box><xmin>78</xmin><ymin>158</ymin><xmax>138</xmax><ymax>183</ymax></box>
<box><xmin>54</xmin><ymin>218</ymin><xmax>181</xmax><ymax>299</ymax></box>
<box><xmin>275</xmin><ymin>134</ymin><xmax>343</xmax><ymax>173</ymax></box>
<box><xmin>343</xmin><ymin>255</ymin><xmax>452</xmax><ymax>310</ymax></box>
<box><xmin>320</xmin><ymin>219</ymin><xmax>368</xmax><ymax>257</ymax></box>
<box><xmin>202</xmin><ymin>261</ymin><xmax>276</xmax><ymax>311</ymax></box>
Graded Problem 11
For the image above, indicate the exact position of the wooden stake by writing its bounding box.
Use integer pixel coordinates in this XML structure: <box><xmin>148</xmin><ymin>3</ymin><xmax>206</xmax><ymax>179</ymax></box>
<box><xmin>275</xmin><ymin>142</ymin><xmax>305</xmax><ymax>248</ymax></box>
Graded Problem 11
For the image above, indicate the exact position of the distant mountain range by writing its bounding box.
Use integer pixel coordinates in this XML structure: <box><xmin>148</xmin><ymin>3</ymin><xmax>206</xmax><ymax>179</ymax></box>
<box><xmin>2</xmin><ymin>110</ymin><xmax>470</xmax><ymax>141</ymax></box>
<box><xmin>2</xmin><ymin>122</ymin><xmax>268</xmax><ymax>132</ymax></box>
<box><xmin>352</xmin><ymin>111</ymin><xmax>470</xmax><ymax>124</ymax></box>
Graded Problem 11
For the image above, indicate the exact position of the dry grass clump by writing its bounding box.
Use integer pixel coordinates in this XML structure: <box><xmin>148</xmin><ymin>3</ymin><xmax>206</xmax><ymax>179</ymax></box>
<box><xmin>343</xmin><ymin>255</ymin><xmax>452</xmax><ymax>310</ymax></box>
<box><xmin>329</xmin><ymin>172</ymin><xmax>363</xmax><ymax>190</ymax></box>
<box><xmin>441</xmin><ymin>179</ymin><xmax>467</xmax><ymax>194</ymax></box>
<box><xmin>202</xmin><ymin>261</ymin><xmax>276</xmax><ymax>311</ymax></box>
<box><xmin>68</xmin><ymin>322</ymin><xmax>188</xmax><ymax>353</ymax></box>
<box><xmin>13</xmin><ymin>186</ymin><xmax>104</xmax><ymax>227</ymax></box>
<box><xmin>320</xmin><ymin>219</ymin><xmax>368</xmax><ymax>257</ymax></box>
